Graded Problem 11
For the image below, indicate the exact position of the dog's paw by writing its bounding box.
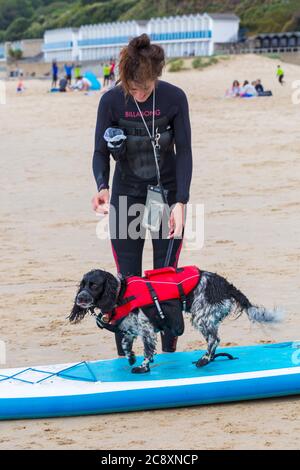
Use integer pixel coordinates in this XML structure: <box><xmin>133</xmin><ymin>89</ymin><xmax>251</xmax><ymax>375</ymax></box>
<box><xmin>131</xmin><ymin>364</ymin><xmax>150</xmax><ymax>374</ymax></box>
<box><xmin>195</xmin><ymin>356</ymin><xmax>210</xmax><ymax>368</ymax></box>
<box><xmin>128</xmin><ymin>352</ymin><xmax>136</xmax><ymax>366</ymax></box>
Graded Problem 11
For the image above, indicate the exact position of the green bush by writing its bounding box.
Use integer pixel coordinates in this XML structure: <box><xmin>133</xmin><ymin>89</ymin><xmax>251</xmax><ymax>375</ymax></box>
<box><xmin>8</xmin><ymin>48</ymin><xmax>23</xmax><ymax>60</ymax></box>
<box><xmin>192</xmin><ymin>56</ymin><xmax>219</xmax><ymax>69</ymax></box>
<box><xmin>5</xmin><ymin>17</ymin><xmax>31</xmax><ymax>41</ymax></box>
<box><xmin>208</xmin><ymin>56</ymin><xmax>218</xmax><ymax>65</ymax></box>
<box><xmin>23</xmin><ymin>19</ymin><xmax>45</xmax><ymax>39</ymax></box>
<box><xmin>192</xmin><ymin>57</ymin><xmax>203</xmax><ymax>69</ymax></box>
<box><xmin>168</xmin><ymin>59</ymin><xmax>184</xmax><ymax>72</ymax></box>
<box><xmin>264</xmin><ymin>53</ymin><xmax>281</xmax><ymax>60</ymax></box>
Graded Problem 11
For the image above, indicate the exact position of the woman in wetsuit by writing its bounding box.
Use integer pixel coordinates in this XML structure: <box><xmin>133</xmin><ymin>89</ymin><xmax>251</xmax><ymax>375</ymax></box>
<box><xmin>92</xmin><ymin>34</ymin><xmax>193</xmax><ymax>356</ymax></box>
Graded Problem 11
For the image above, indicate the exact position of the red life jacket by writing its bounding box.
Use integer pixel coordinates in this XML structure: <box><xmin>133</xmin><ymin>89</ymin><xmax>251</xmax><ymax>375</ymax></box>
<box><xmin>102</xmin><ymin>265</ymin><xmax>201</xmax><ymax>327</ymax></box>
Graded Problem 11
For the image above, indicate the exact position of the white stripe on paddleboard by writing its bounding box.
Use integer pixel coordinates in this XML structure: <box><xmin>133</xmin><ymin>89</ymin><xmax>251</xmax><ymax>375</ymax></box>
<box><xmin>0</xmin><ymin>366</ymin><xmax>299</xmax><ymax>399</ymax></box>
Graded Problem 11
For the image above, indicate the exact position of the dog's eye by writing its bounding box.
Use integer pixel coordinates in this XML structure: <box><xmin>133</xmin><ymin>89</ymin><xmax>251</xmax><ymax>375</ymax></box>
<box><xmin>89</xmin><ymin>282</ymin><xmax>98</xmax><ymax>290</ymax></box>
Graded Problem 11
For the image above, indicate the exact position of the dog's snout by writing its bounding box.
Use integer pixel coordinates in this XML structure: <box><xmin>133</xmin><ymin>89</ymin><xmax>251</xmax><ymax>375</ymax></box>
<box><xmin>76</xmin><ymin>290</ymin><xmax>93</xmax><ymax>307</ymax></box>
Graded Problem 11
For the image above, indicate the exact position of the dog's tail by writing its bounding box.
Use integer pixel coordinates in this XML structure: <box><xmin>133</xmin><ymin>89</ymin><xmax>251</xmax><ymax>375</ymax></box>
<box><xmin>245</xmin><ymin>305</ymin><xmax>284</xmax><ymax>324</ymax></box>
<box><xmin>229</xmin><ymin>282</ymin><xmax>283</xmax><ymax>324</ymax></box>
<box><xmin>205</xmin><ymin>272</ymin><xmax>283</xmax><ymax>324</ymax></box>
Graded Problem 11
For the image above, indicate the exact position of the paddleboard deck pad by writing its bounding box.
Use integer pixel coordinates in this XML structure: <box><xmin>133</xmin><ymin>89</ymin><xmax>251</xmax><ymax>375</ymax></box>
<box><xmin>0</xmin><ymin>341</ymin><xmax>299</xmax><ymax>420</ymax></box>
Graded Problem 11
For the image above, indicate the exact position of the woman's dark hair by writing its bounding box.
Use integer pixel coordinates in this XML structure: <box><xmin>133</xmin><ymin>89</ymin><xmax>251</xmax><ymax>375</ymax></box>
<box><xmin>118</xmin><ymin>34</ymin><xmax>165</xmax><ymax>95</ymax></box>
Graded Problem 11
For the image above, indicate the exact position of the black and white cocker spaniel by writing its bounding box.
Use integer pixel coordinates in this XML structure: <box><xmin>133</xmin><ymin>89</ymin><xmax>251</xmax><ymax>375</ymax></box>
<box><xmin>69</xmin><ymin>267</ymin><xmax>282</xmax><ymax>373</ymax></box>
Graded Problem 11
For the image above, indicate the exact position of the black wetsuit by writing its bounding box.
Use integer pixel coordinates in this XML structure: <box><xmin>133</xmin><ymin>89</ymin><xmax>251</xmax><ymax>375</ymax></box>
<box><xmin>92</xmin><ymin>80</ymin><xmax>193</xmax><ymax>354</ymax></box>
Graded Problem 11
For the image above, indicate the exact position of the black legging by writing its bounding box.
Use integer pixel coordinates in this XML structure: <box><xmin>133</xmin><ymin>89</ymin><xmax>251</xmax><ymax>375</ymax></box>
<box><xmin>109</xmin><ymin>190</ymin><xmax>184</xmax><ymax>355</ymax></box>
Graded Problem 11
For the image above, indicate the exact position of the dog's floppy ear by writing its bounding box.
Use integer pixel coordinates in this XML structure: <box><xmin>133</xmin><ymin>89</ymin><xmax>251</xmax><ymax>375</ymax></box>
<box><xmin>96</xmin><ymin>272</ymin><xmax>119</xmax><ymax>312</ymax></box>
<box><xmin>68</xmin><ymin>302</ymin><xmax>89</xmax><ymax>324</ymax></box>
<box><xmin>68</xmin><ymin>279</ymin><xmax>88</xmax><ymax>324</ymax></box>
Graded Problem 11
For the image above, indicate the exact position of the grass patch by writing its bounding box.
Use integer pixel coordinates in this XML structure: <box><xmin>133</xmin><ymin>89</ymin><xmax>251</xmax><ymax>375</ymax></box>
<box><xmin>217</xmin><ymin>55</ymin><xmax>231</xmax><ymax>61</ymax></box>
<box><xmin>263</xmin><ymin>53</ymin><xmax>282</xmax><ymax>60</ymax></box>
<box><xmin>192</xmin><ymin>56</ymin><xmax>219</xmax><ymax>69</ymax></box>
<box><xmin>168</xmin><ymin>58</ymin><xmax>184</xmax><ymax>72</ymax></box>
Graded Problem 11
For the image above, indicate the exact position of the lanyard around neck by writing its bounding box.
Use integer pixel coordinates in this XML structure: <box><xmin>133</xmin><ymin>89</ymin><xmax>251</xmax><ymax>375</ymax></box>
<box><xmin>133</xmin><ymin>87</ymin><xmax>155</xmax><ymax>139</ymax></box>
<box><xmin>133</xmin><ymin>87</ymin><xmax>161</xmax><ymax>183</ymax></box>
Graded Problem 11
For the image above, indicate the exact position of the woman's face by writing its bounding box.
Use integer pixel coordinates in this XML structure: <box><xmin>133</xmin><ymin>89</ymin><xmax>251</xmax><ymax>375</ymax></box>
<box><xmin>128</xmin><ymin>80</ymin><xmax>155</xmax><ymax>102</ymax></box>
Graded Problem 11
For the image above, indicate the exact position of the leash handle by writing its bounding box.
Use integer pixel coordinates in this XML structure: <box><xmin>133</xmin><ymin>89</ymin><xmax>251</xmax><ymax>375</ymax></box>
<box><xmin>164</xmin><ymin>203</ymin><xmax>186</xmax><ymax>267</ymax></box>
<box><xmin>164</xmin><ymin>237</ymin><xmax>174</xmax><ymax>267</ymax></box>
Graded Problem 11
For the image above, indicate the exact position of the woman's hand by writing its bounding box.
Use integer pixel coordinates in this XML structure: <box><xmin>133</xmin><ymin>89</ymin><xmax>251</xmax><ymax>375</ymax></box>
<box><xmin>92</xmin><ymin>189</ymin><xmax>110</xmax><ymax>214</ymax></box>
<box><xmin>168</xmin><ymin>202</ymin><xmax>185</xmax><ymax>238</ymax></box>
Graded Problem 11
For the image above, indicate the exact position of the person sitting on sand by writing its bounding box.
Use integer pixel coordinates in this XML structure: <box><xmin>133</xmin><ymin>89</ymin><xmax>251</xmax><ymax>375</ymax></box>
<box><xmin>229</xmin><ymin>80</ymin><xmax>240</xmax><ymax>97</ymax></box>
<box><xmin>225</xmin><ymin>80</ymin><xmax>240</xmax><ymax>97</ymax></box>
<box><xmin>240</xmin><ymin>80</ymin><xmax>257</xmax><ymax>97</ymax></box>
<box><xmin>255</xmin><ymin>79</ymin><xmax>273</xmax><ymax>97</ymax></box>
<box><xmin>73</xmin><ymin>76</ymin><xmax>92</xmax><ymax>92</ymax></box>
<box><xmin>59</xmin><ymin>76</ymin><xmax>68</xmax><ymax>92</ymax></box>
<box><xmin>255</xmin><ymin>79</ymin><xmax>264</xmax><ymax>94</ymax></box>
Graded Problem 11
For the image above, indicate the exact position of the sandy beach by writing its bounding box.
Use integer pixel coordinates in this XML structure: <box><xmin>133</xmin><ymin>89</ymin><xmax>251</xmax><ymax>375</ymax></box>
<box><xmin>0</xmin><ymin>54</ymin><xmax>299</xmax><ymax>449</ymax></box>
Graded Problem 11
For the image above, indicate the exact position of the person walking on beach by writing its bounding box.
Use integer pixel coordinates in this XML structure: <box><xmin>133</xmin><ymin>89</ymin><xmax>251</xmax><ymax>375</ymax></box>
<box><xmin>277</xmin><ymin>65</ymin><xmax>285</xmax><ymax>85</ymax></box>
<box><xmin>92</xmin><ymin>34</ymin><xmax>193</xmax><ymax>357</ymax></box>
<box><xmin>16</xmin><ymin>75</ymin><xmax>25</xmax><ymax>93</ymax></box>
<box><xmin>109</xmin><ymin>59</ymin><xmax>116</xmax><ymax>85</ymax></box>
<box><xmin>64</xmin><ymin>63</ymin><xmax>74</xmax><ymax>86</ymax></box>
<box><xmin>52</xmin><ymin>60</ymin><xmax>58</xmax><ymax>88</ymax></box>
<box><xmin>74</xmin><ymin>64</ymin><xmax>82</xmax><ymax>80</ymax></box>
<box><xmin>102</xmin><ymin>63</ymin><xmax>110</xmax><ymax>87</ymax></box>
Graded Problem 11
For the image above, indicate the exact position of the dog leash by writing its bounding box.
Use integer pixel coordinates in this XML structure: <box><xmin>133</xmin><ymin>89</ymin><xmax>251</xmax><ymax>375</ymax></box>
<box><xmin>164</xmin><ymin>205</ymin><xmax>185</xmax><ymax>267</ymax></box>
<box><xmin>164</xmin><ymin>238</ymin><xmax>174</xmax><ymax>267</ymax></box>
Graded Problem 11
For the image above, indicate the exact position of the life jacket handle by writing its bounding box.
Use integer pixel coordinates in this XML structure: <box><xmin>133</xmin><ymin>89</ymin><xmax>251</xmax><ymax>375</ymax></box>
<box><xmin>144</xmin><ymin>266</ymin><xmax>177</xmax><ymax>278</ymax></box>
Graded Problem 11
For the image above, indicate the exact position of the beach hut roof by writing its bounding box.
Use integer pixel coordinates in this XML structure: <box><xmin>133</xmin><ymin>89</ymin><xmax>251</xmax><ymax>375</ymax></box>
<box><xmin>256</xmin><ymin>31</ymin><xmax>300</xmax><ymax>38</ymax></box>
<box><xmin>207</xmin><ymin>13</ymin><xmax>240</xmax><ymax>21</ymax></box>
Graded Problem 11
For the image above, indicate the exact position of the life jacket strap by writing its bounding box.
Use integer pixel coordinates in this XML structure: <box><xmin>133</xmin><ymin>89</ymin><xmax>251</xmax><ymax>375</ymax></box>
<box><xmin>177</xmin><ymin>282</ymin><xmax>187</xmax><ymax>313</ymax></box>
<box><xmin>96</xmin><ymin>313</ymin><xmax>118</xmax><ymax>333</ymax></box>
<box><xmin>117</xmin><ymin>295</ymin><xmax>136</xmax><ymax>307</ymax></box>
<box><xmin>145</xmin><ymin>282</ymin><xmax>165</xmax><ymax>320</ymax></box>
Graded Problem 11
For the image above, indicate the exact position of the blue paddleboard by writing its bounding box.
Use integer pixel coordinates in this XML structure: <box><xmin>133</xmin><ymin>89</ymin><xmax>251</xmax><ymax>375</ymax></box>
<box><xmin>0</xmin><ymin>341</ymin><xmax>299</xmax><ymax>420</ymax></box>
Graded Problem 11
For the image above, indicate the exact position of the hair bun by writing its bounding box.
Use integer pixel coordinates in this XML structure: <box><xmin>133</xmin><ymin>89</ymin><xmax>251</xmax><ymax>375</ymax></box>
<box><xmin>119</xmin><ymin>34</ymin><xmax>165</xmax><ymax>92</ymax></box>
<box><xmin>129</xmin><ymin>34</ymin><xmax>150</xmax><ymax>52</ymax></box>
